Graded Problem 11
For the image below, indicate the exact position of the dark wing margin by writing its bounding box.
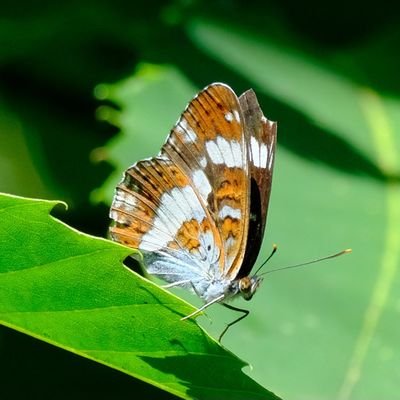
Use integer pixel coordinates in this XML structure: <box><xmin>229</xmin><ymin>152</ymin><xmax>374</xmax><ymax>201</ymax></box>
<box><xmin>236</xmin><ymin>89</ymin><xmax>277</xmax><ymax>278</ymax></box>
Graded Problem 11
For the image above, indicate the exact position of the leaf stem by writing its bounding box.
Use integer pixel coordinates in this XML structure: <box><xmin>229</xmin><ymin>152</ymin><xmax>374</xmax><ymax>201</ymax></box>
<box><xmin>338</xmin><ymin>90</ymin><xmax>400</xmax><ymax>400</ymax></box>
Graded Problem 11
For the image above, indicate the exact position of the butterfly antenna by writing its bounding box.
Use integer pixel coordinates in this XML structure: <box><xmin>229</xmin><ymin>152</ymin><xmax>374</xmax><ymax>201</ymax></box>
<box><xmin>253</xmin><ymin>244</ymin><xmax>278</xmax><ymax>276</ymax></box>
<box><xmin>260</xmin><ymin>248</ymin><xmax>352</xmax><ymax>276</ymax></box>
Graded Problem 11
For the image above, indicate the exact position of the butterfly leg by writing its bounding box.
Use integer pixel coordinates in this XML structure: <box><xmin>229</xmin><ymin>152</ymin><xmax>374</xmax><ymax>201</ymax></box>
<box><xmin>162</xmin><ymin>280</ymin><xmax>192</xmax><ymax>288</ymax></box>
<box><xmin>189</xmin><ymin>280</ymin><xmax>202</xmax><ymax>297</ymax></box>
<box><xmin>219</xmin><ymin>303</ymin><xmax>250</xmax><ymax>342</ymax></box>
<box><xmin>181</xmin><ymin>294</ymin><xmax>225</xmax><ymax>321</ymax></box>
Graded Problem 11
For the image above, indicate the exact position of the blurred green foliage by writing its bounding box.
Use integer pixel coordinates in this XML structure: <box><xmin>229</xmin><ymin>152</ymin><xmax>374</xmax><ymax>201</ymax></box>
<box><xmin>1</xmin><ymin>1</ymin><xmax>400</xmax><ymax>399</ymax></box>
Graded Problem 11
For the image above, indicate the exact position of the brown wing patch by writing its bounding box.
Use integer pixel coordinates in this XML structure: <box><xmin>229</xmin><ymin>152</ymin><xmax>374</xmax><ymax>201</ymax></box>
<box><xmin>215</xmin><ymin>168</ymin><xmax>245</xmax><ymax>207</ymax></box>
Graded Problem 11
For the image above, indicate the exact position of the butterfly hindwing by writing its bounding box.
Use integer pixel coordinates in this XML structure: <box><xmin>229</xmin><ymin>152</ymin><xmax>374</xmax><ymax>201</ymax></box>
<box><xmin>233</xmin><ymin>89</ymin><xmax>277</xmax><ymax>278</ymax></box>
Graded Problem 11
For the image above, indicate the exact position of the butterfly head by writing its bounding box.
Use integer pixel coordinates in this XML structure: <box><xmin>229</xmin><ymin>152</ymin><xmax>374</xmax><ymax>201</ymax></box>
<box><xmin>237</xmin><ymin>275</ymin><xmax>264</xmax><ymax>301</ymax></box>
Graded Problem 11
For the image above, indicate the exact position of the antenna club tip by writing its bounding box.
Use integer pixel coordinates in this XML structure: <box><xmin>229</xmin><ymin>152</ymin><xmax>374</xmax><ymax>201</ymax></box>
<box><xmin>272</xmin><ymin>243</ymin><xmax>278</xmax><ymax>250</ymax></box>
<box><xmin>343</xmin><ymin>248</ymin><xmax>352</xmax><ymax>254</ymax></box>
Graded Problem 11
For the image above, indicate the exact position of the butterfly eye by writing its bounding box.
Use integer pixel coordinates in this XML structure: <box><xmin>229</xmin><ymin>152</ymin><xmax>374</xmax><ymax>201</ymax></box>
<box><xmin>239</xmin><ymin>277</ymin><xmax>250</xmax><ymax>291</ymax></box>
<box><xmin>238</xmin><ymin>277</ymin><xmax>252</xmax><ymax>298</ymax></box>
<box><xmin>239</xmin><ymin>276</ymin><xmax>263</xmax><ymax>301</ymax></box>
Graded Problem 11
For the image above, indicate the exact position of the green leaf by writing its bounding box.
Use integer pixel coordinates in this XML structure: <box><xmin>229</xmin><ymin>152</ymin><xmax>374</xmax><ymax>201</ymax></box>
<box><xmin>92</xmin><ymin>63</ymin><xmax>196</xmax><ymax>204</ymax></box>
<box><xmin>188</xmin><ymin>19</ymin><xmax>400</xmax><ymax>175</ymax></box>
<box><xmin>186</xmin><ymin>19</ymin><xmax>400</xmax><ymax>400</ymax></box>
<box><xmin>0</xmin><ymin>193</ymin><xmax>280</xmax><ymax>400</ymax></box>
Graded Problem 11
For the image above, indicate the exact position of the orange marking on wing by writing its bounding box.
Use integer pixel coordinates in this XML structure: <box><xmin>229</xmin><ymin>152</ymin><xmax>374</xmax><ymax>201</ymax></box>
<box><xmin>110</xmin><ymin>223</ymin><xmax>142</xmax><ymax>248</ymax></box>
<box><xmin>166</xmin><ymin>217</ymin><xmax>219</xmax><ymax>258</ymax></box>
<box><xmin>175</xmin><ymin>219</ymin><xmax>201</xmax><ymax>252</ymax></box>
<box><xmin>213</xmin><ymin>167</ymin><xmax>248</xmax><ymax>275</ymax></box>
<box><xmin>220</xmin><ymin>217</ymin><xmax>241</xmax><ymax>241</ymax></box>
<box><xmin>125</xmin><ymin>169</ymin><xmax>162</xmax><ymax>206</ymax></box>
<box><xmin>166</xmin><ymin>240</ymin><xmax>180</xmax><ymax>250</ymax></box>
<box><xmin>220</xmin><ymin>216</ymin><xmax>241</xmax><ymax>269</ymax></box>
<box><xmin>181</xmin><ymin>86</ymin><xmax>243</xmax><ymax>143</ymax></box>
<box><xmin>200</xmin><ymin>217</ymin><xmax>212</xmax><ymax>232</ymax></box>
<box><xmin>110</xmin><ymin>204</ymin><xmax>155</xmax><ymax>248</ymax></box>
<box><xmin>205</xmin><ymin>85</ymin><xmax>243</xmax><ymax>140</ymax></box>
<box><xmin>167</xmin><ymin>164</ymin><xmax>190</xmax><ymax>187</ymax></box>
<box><xmin>215</xmin><ymin>169</ymin><xmax>245</xmax><ymax>205</ymax></box>
<box><xmin>110</xmin><ymin>183</ymin><xmax>159</xmax><ymax>249</ymax></box>
<box><xmin>145</xmin><ymin>162</ymin><xmax>190</xmax><ymax>190</ymax></box>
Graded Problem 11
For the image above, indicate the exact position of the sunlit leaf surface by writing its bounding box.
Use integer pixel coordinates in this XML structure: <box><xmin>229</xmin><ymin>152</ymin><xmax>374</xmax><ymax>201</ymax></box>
<box><xmin>0</xmin><ymin>193</ymin><xmax>280</xmax><ymax>400</ymax></box>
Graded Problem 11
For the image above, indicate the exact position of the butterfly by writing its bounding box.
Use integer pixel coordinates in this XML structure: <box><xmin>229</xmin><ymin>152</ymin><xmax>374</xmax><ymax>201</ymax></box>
<box><xmin>109</xmin><ymin>83</ymin><xmax>277</xmax><ymax>341</ymax></box>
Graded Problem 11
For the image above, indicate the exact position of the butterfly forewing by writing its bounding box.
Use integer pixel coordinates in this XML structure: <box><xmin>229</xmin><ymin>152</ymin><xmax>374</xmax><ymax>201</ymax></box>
<box><xmin>160</xmin><ymin>83</ymin><xmax>250</xmax><ymax>276</ymax></box>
